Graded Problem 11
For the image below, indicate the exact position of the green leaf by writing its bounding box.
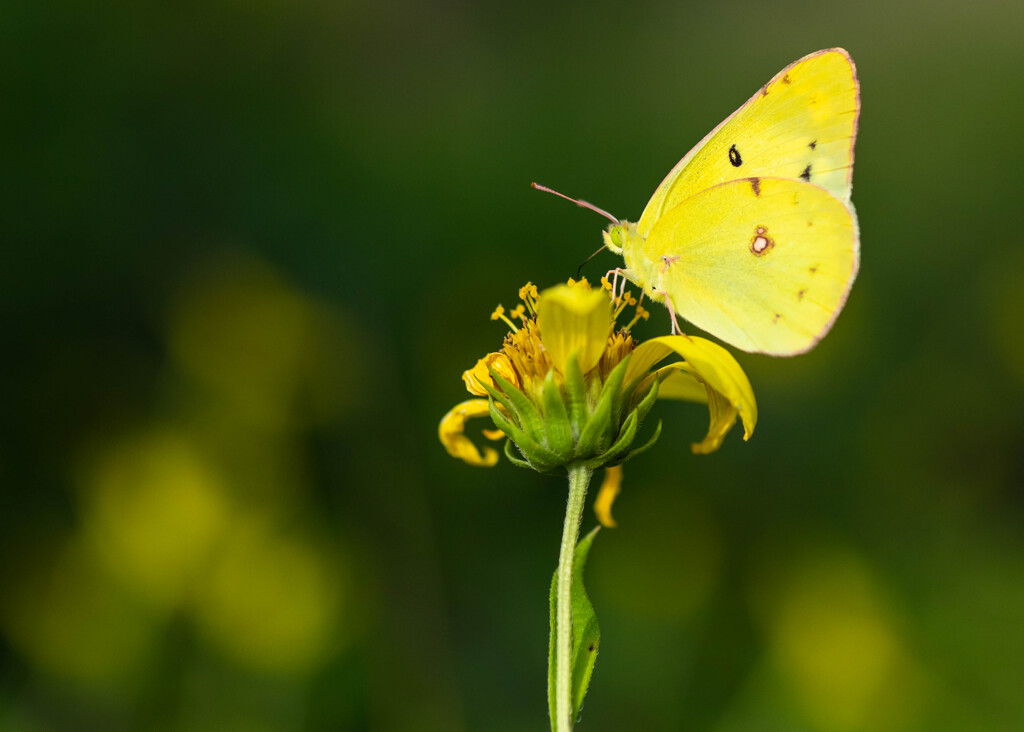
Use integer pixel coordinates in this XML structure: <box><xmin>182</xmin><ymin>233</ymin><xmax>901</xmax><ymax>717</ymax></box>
<box><xmin>548</xmin><ymin>526</ymin><xmax>602</xmax><ymax>730</ymax></box>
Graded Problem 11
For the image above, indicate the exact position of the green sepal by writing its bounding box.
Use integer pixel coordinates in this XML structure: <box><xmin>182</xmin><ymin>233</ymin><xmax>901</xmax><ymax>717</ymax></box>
<box><xmin>563</xmin><ymin>353</ymin><xmax>588</xmax><ymax>440</ymax></box>
<box><xmin>621</xmin><ymin>374</ymin><xmax>647</xmax><ymax>409</ymax></box>
<box><xmin>614</xmin><ymin>418</ymin><xmax>663</xmax><ymax>466</ymax></box>
<box><xmin>489</xmin><ymin>369</ymin><xmax>545</xmax><ymax>437</ymax></box>
<box><xmin>488</xmin><ymin>399</ymin><xmax>562</xmax><ymax>472</ymax></box>
<box><xmin>577</xmin><ymin>357</ymin><xmax>629</xmax><ymax>458</ymax></box>
<box><xmin>575</xmin><ymin>386</ymin><xmax>613</xmax><ymax>459</ymax></box>
<box><xmin>604</xmin><ymin>355</ymin><xmax>632</xmax><ymax>428</ymax></box>
<box><xmin>548</xmin><ymin>526</ymin><xmax>602</xmax><ymax>730</ymax></box>
<box><xmin>541</xmin><ymin>369</ymin><xmax>574</xmax><ymax>459</ymax></box>
<box><xmin>478</xmin><ymin>379</ymin><xmax>515</xmax><ymax>419</ymax></box>
<box><xmin>585</xmin><ymin>409</ymin><xmax>638</xmax><ymax>469</ymax></box>
<box><xmin>503</xmin><ymin>439</ymin><xmax>534</xmax><ymax>470</ymax></box>
<box><xmin>634</xmin><ymin>374</ymin><xmax>661</xmax><ymax>423</ymax></box>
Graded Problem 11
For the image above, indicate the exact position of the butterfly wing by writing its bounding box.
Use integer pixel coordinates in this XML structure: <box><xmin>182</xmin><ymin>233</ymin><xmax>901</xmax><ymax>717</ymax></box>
<box><xmin>637</xmin><ymin>48</ymin><xmax>859</xmax><ymax>236</ymax></box>
<box><xmin>644</xmin><ymin>177</ymin><xmax>858</xmax><ymax>356</ymax></box>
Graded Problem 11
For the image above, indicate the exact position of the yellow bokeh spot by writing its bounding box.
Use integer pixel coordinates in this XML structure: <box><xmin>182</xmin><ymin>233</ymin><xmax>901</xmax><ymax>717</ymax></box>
<box><xmin>168</xmin><ymin>253</ymin><xmax>360</xmax><ymax>431</ymax></box>
<box><xmin>758</xmin><ymin>550</ymin><xmax>928</xmax><ymax>731</ymax></box>
<box><xmin>0</xmin><ymin>540</ymin><xmax>158</xmax><ymax>685</ymax></box>
<box><xmin>78</xmin><ymin>429</ymin><xmax>230</xmax><ymax>609</ymax></box>
<box><xmin>192</xmin><ymin>519</ymin><xmax>342</xmax><ymax>675</ymax></box>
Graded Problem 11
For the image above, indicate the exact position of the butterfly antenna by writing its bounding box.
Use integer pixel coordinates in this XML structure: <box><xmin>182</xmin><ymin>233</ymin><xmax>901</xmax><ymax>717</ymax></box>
<box><xmin>531</xmin><ymin>182</ymin><xmax>619</xmax><ymax>224</ymax></box>
<box><xmin>576</xmin><ymin>243</ymin><xmax>607</xmax><ymax>280</ymax></box>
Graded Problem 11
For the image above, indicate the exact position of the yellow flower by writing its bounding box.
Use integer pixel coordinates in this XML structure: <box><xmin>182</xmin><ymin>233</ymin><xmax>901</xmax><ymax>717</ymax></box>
<box><xmin>439</xmin><ymin>280</ymin><xmax>758</xmax><ymax>523</ymax></box>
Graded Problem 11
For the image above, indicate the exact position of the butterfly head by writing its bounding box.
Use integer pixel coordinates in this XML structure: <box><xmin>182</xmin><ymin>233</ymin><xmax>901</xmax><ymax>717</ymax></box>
<box><xmin>602</xmin><ymin>224</ymin><xmax>625</xmax><ymax>255</ymax></box>
<box><xmin>603</xmin><ymin>220</ymin><xmax>643</xmax><ymax>255</ymax></box>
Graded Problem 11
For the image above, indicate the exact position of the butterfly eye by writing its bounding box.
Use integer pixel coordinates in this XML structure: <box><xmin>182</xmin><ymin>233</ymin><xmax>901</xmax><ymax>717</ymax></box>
<box><xmin>608</xmin><ymin>225</ymin><xmax>624</xmax><ymax>248</ymax></box>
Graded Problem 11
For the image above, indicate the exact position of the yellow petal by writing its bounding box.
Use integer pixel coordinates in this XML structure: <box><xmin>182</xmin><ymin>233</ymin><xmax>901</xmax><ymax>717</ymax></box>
<box><xmin>692</xmin><ymin>383</ymin><xmax>740</xmax><ymax>454</ymax></box>
<box><xmin>623</xmin><ymin>339</ymin><xmax>676</xmax><ymax>386</ymax></box>
<box><xmin>536</xmin><ymin>284</ymin><xmax>612</xmax><ymax>375</ymax></box>
<box><xmin>653</xmin><ymin>364</ymin><xmax>709</xmax><ymax>403</ymax></box>
<box><xmin>654</xmin><ymin>362</ymin><xmax>742</xmax><ymax>454</ymax></box>
<box><xmin>594</xmin><ymin>465</ymin><xmax>623</xmax><ymax>528</ymax></box>
<box><xmin>462</xmin><ymin>352</ymin><xmax>518</xmax><ymax>396</ymax></box>
<box><xmin>438</xmin><ymin>399</ymin><xmax>499</xmax><ymax>467</ymax></box>
<box><xmin>632</xmin><ymin>335</ymin><xmax>757</xmax><ymax>440</ymax></box>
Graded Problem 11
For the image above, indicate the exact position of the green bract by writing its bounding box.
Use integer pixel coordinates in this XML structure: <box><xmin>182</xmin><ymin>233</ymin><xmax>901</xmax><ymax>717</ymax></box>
<box><xmin>482</xmin><ymin>353</ymin><xmax>663</xmax><ymax>474</ymax></box>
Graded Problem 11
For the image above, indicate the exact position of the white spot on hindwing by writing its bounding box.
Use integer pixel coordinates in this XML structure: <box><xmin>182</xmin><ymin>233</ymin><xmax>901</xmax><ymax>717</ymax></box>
<box><xmin>750</xmin><ymin>225</ymin><xmax>774</xmax><ymax>256</ymax></box>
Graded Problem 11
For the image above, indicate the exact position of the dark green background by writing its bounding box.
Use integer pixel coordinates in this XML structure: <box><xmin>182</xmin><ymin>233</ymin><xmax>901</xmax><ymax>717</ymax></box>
<box><xmin>2</xmin><ymin>0</ymin><xmax>1023</xmax><ymax>730</ymax></box>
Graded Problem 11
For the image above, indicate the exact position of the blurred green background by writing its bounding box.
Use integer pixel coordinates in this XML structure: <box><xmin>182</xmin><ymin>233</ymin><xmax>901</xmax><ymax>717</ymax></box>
<box><xmin>2</xmin><ymin>0</ymin><xmax>1023</xmax><ymax>730</ymax></box>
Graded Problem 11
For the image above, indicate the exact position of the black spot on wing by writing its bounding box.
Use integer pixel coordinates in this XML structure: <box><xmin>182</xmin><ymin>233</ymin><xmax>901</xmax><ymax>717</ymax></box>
<box><xmin>797</xmin><ymin>289</ymin><xmax>806</xmax><ymax>300</ymax></box>
<box><xmin>800</xmin><ymin>164</ymin><xmax>812</xmax><ymax>181</ymax></box>
<box><xmin>808</xmin><ymin>140</ymin><xmax>817</xmax><ymax>150</ymax></box>
<box><xmin>750</xmin><ymin>178</ymin><xmax>761</xmax><ymax>197</ymax></box>
<box><xmin>782</xmin><ymin>74</ymin><xmax>792</xmax><ymax>84</ymax></box>
<box><xmin>729</xmin><ymin>145</ymin><xmax>742</xmax><ymax>167</ymax></box>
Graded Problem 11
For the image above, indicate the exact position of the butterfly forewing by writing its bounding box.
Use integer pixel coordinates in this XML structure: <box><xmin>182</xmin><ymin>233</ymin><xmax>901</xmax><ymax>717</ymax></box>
<box><xmin>644</xmin><ymin>177</ymin><xmax>858</xmax><ymax>355</ymax></box>
<box><xmin>637</xmin><ymin>49</ymin><xmax>859</xmax><ymax>236</ymax></box>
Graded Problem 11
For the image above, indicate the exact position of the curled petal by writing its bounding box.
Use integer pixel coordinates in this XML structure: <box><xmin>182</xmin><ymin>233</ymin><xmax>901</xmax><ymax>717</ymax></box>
<box><xmin>691</xmin><ymin>385</ymin><xmax>739</xmax><ymax>454</ymax></box>
<box><xmin>655</xmin><ymin>362</ymin><xmax>738</xmax><ymax>453</ymax></box>
<box><xmin>438</xmin><ymin>399</ymin><xmax>499</xmax><ymax>467</ymax></box>
<box><xmin>653</xmin><ymin>365</ymin><xmax>708</xmax><ymax>403</ymax></box>
<box><xmin>463</xmin><ymin>352</ymin><xmax>518</xmax><ymax>396</ymax></box>
<box><xmin>630</xmin><ymin>335</ymin><xmax>757</xmax><ymax>440</ymax></box>
<box><xmin>654</xmin><ymin>360</ymin><xmax>744</xmax><ymax>454</ymax></box>
<box><xmin>536</xmin><ymin>285</ymin><xmax>612</xmax><ymax>376</ymax></box>
<box><xmin>594</xmin><ymin>465</ymin><xmax>623</xmax><ymax>528</ymax></box>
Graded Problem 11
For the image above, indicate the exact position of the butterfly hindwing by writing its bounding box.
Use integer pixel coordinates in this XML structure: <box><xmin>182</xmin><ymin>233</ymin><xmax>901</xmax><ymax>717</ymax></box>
<box><xmin>643</xmin><ymin>177</ymin><xmax>858</xmax><ymax>355</ymax></box>
<box><xmin>637</xmin><ymin>49</ymin><xmax>859</xmax><ymax>236</ymax></box>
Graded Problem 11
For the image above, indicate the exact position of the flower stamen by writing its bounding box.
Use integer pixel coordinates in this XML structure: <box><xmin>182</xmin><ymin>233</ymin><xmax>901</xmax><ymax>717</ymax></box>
<box><xmin>491</xmin><ymin>304</ymin><xmax>519</xmax><ymax>332</ymax></box>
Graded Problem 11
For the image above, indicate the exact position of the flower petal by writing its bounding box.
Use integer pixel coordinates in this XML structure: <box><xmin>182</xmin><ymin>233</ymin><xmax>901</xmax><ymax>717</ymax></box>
<box><xmin>652</xmin><ymin>365</ymin><xmax>708</xmax><ymax>403</ymax></box>
<box><xmin>438</xmin><ymin>399</ymin><xmax>499</xmax><ymax>467</ymax></box>
<box><xmin>623</xmin><ymin>340</ymin><xmax>676</xmax><ymax>387</ymax></box>
<box><xmin>463</xmin><ymin>352</ymin><xmax>518</xmax><ymax>396</ymax></box>
<box><xmin>536</xmin><ymin>285</ymin><xmax>612</xmax><ymax>375</ymax></box>
<box><xmin>634</xmin><ymin>335</ymin><xmax>757</xmax><ymax>440</ymax></box>
<box><xmin>691</xmin><ymin>385</ymin><xmax>739</xmax><ymax>454</ymax></box>
<box><xmin>593</xmin><ymin>465</ymin><xmax>623</xmax><ymax>528</ymax></box>
<box><xmin>653</xmin><ymin>362</ymin><xmax>742</xmax><ymax>454</ymax></box>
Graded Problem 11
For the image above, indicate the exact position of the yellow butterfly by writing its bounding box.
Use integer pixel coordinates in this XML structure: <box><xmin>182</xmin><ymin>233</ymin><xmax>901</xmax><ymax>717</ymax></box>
<box><xmin>537</xmin><ymin>48</ymin><xmax>860</xmax><ymax>356</ymax></box>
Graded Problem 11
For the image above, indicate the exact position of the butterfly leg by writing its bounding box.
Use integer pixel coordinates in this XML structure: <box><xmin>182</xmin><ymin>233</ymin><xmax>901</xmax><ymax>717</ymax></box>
<box><xmin>659</xmin><ymin>289</ymin><xmax>683</xmax><ymax>335</ymax></box>
<box><xmin>603</xmin><ymin>268</ymin><xmax>628</xmax><ymax>304</ymax></box>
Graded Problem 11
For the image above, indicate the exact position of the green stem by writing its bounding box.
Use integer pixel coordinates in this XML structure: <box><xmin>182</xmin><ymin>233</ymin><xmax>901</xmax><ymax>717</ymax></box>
<box><xmin>555</xmin><ymin>463</ymin><xmax>592</xmax><ymax>731</ymax></box>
